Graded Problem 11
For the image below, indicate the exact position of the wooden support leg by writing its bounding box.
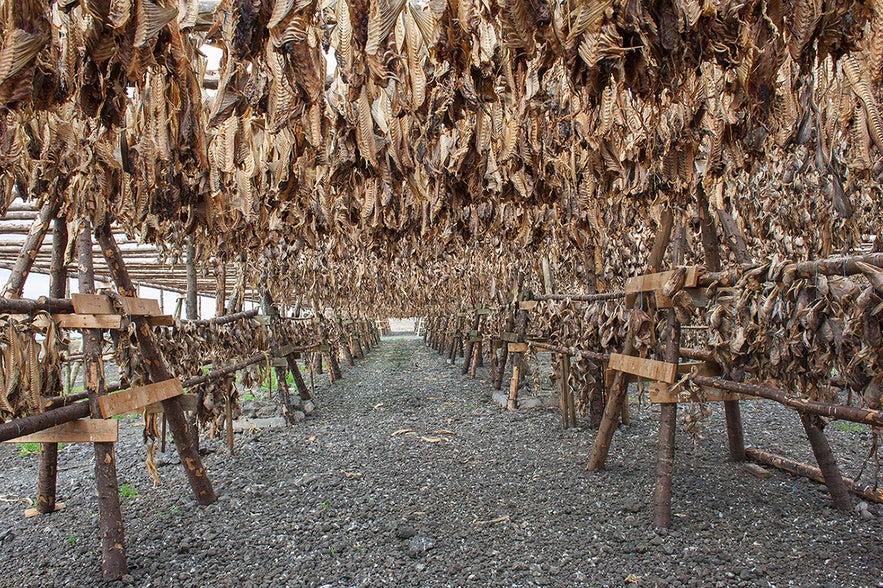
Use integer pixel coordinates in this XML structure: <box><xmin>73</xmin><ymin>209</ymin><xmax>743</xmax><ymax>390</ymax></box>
<box><xmin>37</xmin><ymin>217</ymin><xmax>67</xmax><ymax>514</ymax></box>
<box><xmin>475</xmin><ymin>340</ymin><xmax>483</xmax><ymax>367</ymax></box>
<box><xmin>494</xmin><ymin>338</ymin><xmax>509</xmax><ymax>390</ymax></box>
<box><xmin>469</xmin><ymin>342</ymin><xmax>480</xmax><ymax>378</ymax></box>
<box><xmin>97</xmin><ymin>222</ymin><xmax>216</xmax><ymax>505</ymax></box>
<box><xmin>489</xmin><ymin>342</ymin><xmax>497</xmax><ymax>383</ymax></box>
<box><xmin>341</xmin><ymin>337</ymin><xmax>354</xmax><ymax>367</ymax></box>
<box><xmin>328</xmin><ymin>348</ymin><xmax>342</xmax><ymax>381</ymax></box>
<box><xmin>507</xmin><ymin>360</ymin><xmax>521</xmax><ymax>411</ymax></box>
<box><xmin>557</xmin><ymin>354</ymin><xmax>569</xmax><ymax>428</ymax></box>
<box><xmin>225</xmin><ymin>386</ymin><xmax>235</xmax><ymax>455</ymax></box>
<box><xmin>801</xmin><ymin>414</ymin><xmax>853</xmax><ymax>511</ymax></box>
<box><xmin>652</xmin><ymin>310</ymin><xmax>681</xmax><ymax>528</ymax></box>
<box><xmin>77</xmin><ymin>222</ymin><xmax>127</xmax><ymax>580</ymax></box>
<box><xmin>287</xmin><ymin>354</ymin><xmax>312</xmax><ymax>401</ymax></box>
<box><xmin>586</xmin><ymin>332</ymin><xmax>635</xmax><ymax>470</ymax></box>
<box><xmin>724</xmin><ymin>401</ymin><xmax>746</xmax><ymax>461</ymax></box>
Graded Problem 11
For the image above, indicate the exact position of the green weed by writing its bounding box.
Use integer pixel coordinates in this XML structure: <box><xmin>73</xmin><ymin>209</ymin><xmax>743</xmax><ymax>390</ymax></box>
<box><xmin>17</xmin><ymin>442</ymin><xmax>41</xmax><ymax>458</ymax></box>
<box><xmin>119</xmin><ymin>483</ymin><xmax>138</xmax><ymax>499</ymax></box>
<box><xmin>66</xmin><ymin>535</ymin><xmax>78</xmax><ymax>547</ymax></box>
<box><xmin>170</xmin><ymin>506</ymin><xmax>181</xmax><ymax>515</ymax></box>
<box><xmin>319</xmin><ymin>498</ymin><xmax>332</xmax><ymax>510</ymax></box>
<box><xmin>834</xmin><ymin>422</ymin><xmax>867</xmax><ymax>433</ymax></box>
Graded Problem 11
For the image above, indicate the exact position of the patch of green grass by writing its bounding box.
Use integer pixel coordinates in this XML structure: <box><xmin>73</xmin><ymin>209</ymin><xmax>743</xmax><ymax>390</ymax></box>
<box><xmin>327</xmin><ymin>547</ymin><xmax>337</xmax><ymax>555</ymax></box>
<box><xmin>17</xmin><ymin>442</ymin><xmax>41</xmax><ymax>458</ymax></box>
<box><xmin>354</xmin><ymin>545</ymin><xmax>365</xmax><ymax>554</ymax></box>
<box><xmin>66</xmin><ymin>535</ymin><xmax>78</xmax><ymax>547</ymax></box>
<box><xmin>170</xmin><ymin>506</ymin><xmax>181</xmax><ymax>515</ymax></box>
<box><xmin>242</xmin><ymin>393</ymin><xmax>257</xmax><ymax>402</ymax></box>
<box><xmin>468</xmin><ymin>404</ymin><xmax>478</xmax><ymax>410</ymax></box>
<box><xmin>119</xmin><ymin>483</ymin><xmax>138</xmax><ymax>499</ymax></box>
<box><xmin>319</xmin><ymin>498</ymin><xmax>332</xmax><ymax>510</ymax></box>
<box><xmin>834</xmin><ymin>422</ymin><xmax>867</xmax><ymax>433</ymax></box>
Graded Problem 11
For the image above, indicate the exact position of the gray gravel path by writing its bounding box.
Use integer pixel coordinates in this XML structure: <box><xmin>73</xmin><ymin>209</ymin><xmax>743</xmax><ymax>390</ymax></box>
<box><xmin>0</xmin><ymin>336</ymin><xmax>881</xmax><ymax>587</ymax></box>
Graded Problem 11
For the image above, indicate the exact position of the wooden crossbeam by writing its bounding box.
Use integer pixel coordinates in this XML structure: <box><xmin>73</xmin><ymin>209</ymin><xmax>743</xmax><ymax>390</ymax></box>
<box><xmin>3</xmin><ymin>419</ymin><xmax>119</xmax><ymax>443</ymax></box>
<box><xmin>97</xmin><ymin>379</ymin><xmax>185</xmax><ymax>418</ymax></box>
<box><xmin>55</xmin><ymin>314</ymin><xmax>123</xmax><ymax>330</ymax></box>
<box><xmin>508</xmin><ymin>342</ymin><xmax>529</xmax><ymax>353</ymax></box>
<box><xmin>608</xmin><ymin>353</ymin><xmax>678</xmax><ymax>384</ymax></box>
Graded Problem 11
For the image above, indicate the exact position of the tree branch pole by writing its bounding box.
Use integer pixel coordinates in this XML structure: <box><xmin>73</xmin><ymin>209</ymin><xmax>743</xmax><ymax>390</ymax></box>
<box><xmin>37</xmin><ymin>217</ymin><xmax>68</xmax><ymax>514</ymax></box>
<box><xmin>701</xmin><ymin>192</ymin><xmax>746</xmax><ymax>462</ymax></box>
<box><xmin>746</xmin><ymin>447</ymin><xmax>883</xmax><ymax>504</ymax></box>
<box><xmin>461</xmin><ymin>310</ymin><xmax>480</xmax><ymax>375</ymax></box>
<box><xmin>652</xmin><ymin>309</ymin><xmax>681</xmax><ymax>528</ymax></box>
<box><xmin>0</xmin><ymin>200</ymin><xmax>57</xmax><ymax>299</ymax></box>
<box><xmin>184</xmin><ymin>242</ymin><xmax>200</xmax><ymax>450</ymax></box>
<box><xmin>96</xmin><ymin>221</ymin><xmax>216</xmax><ymax>505</ymax></box>
<box><xmin>78</xmin><ymin>221</ymin><xmax>127</xmax><ymax>580</ymax></box>
<box><xmin>800</xmin><ymin>414</ymin><xmax>853</xmax><ymax>511</ymax></box>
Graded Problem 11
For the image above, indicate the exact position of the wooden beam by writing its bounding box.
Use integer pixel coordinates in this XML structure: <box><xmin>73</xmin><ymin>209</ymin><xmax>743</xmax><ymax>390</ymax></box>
<box><xmin>98</xmin><ymin>379</ymin><xmax>185</xmax><ymax>418</ymax></box>
<box><xmin>55</xmin><ymin>314</ymin><xmax>123</xmax><ymax>330</ymax></box>
<box><xmin>72</xmin><ymin>294</ymin><xmax>116</xmax><ymax>315</ymax></box>
<box><xmin>608</xmin><ymin>353</ymin><xmax>678</xmax><ymax>384</ymax></box>
<box><xmin>4</xmin><ymin>419</ymin><xmax>118</xmax><ymax>443</ymax></box>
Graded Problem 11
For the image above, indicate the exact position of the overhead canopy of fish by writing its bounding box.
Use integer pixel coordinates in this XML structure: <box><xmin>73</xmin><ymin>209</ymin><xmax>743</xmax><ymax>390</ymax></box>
<box><xmin>1</xmin><ymin>0</ymin><xmax>882</xmax><ymax>313</ymax></box>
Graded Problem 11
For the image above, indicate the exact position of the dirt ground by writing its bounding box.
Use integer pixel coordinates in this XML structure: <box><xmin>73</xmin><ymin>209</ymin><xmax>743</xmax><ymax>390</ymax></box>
<box><xmin>0</xmin><ymin>335</ymin><xmax>881</xmax><ymax>587</ymax></box>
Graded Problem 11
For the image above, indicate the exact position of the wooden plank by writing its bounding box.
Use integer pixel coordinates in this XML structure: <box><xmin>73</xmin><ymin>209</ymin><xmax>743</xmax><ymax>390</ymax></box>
<box><xmin>508</xmin><ymin>342</ymin><xmax>529</xmax><ymax>353</ymax></box>
<box><xmin>609</xmin><ymin>353</ymin><xmax>678</xmax><ymax>384</ymax></box>
<box><xmin>146</xmin><ymin>315</ymin><xmax>175</xmax><ymax>327</ymax></box>
<box><xmin>518</xmin><ymin>300</ymin><xmax>538</xmax><ymax>311</ymax></box>
<box><xmin>146</xmin><ymin>393</ymin><xmax>198</xmax><ymax>414</ymax></box>
<box><xmin>254</xmin><ymin>315</ymin><xmax>272</xmax><ymax>326</ymax></box>
<box><xmin>55</xmin><ymin>314</ymin><xmax>122</xmax><ymax>330</ymax></box>
<box><xmin>4</xmin><ymin>419</ymin><xmax>118</xmax><ymax>443</ymax></box>
<box><xmin>469</xmin><ymin>335</ymin><xmax>483</xmax><ymax>343</ymax></box>
<box><xmin>277</xmin><ymin>343</ymin><xmax>297</xmax><ymax>356</ymax></box>
<box><xmin>476</xmin><ymin>308</ymin><xmax>493</xmax><ymax>316</ymax></box>
<box><xmin>625</xmin><ymin>266</ymin><xmax>700</xmax><ymax>295</ymax></box>
<box><xmin>72</xmin><ymin>293</ymin><xmax>115</xmax><ymax>315</ymax></box>
<box><xmin>501</xmin><ymin>331</ymin><xmax>519</xmax><ymax>343</ymax></box>
<box><xmin>677</xmin><ymin>361</ymin><xmax>721</xmax><ymax>376</ymax></box>
<box><xmin>98</xmin><ymin>379</ymin><xmax>185</xmax><ymax>418</ymax></box>
<box><xmin>313</xmin><ymin>343</ymin><xmax>331</xmax><ymax>353</ymax></box>
<box><xmin>272</xmin><ymin>357</ymin><xmax>288</xmax><ymax>368</ymax></box>
<box><xmin>468</xmin><ymin>329</ymin><xmax>479</xmax><ymax>338</ymax></box>
<box><xmin>120</xmin><ymin>297</ymin><xmax>162</xmax><ymax>316</ymax></box>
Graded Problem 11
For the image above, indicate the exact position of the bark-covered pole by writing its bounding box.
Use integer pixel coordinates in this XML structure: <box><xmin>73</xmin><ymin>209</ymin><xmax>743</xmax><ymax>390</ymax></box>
<box><xmin>0</xmin><ymin>200</ymin><xmax>57</xmax><ymax>298</ymax></box>
<box><xmin>215</xmin><ymin>261</ymin><xmax>226</xmax><ymax>317</ymax></box>
<box><xmin>185</xmin><ymin>240</ymin><xmax>198</xmax><ymax>320</ymax></box>
<box><xmin>461</xmin><ymin>310</ymin><xmax>480</xmax><ymax>375</ymax></box>
<box><xmin>96</xmin><ymin>222</ymin><xmax>216</xmax><ymax>505</ymax></box>
<box><xmin>652</xmin><ymin>308</ymin><xmax>681</xmax><ymax>528</ymax></box>
<box><xmin>800</xmin><ymin>414</ymin><xmax>853</xmax><ymax>511</ymax></box>
<box><xmin>77</xmin><ymin>221</ymin><xmax>127</xmax><ymax>580</ymax></box>
<box><xmin>36</xmin><ymin>217</ymin><xmax>68</xmax><ymax>514</ymax></box>
<box><xmin>700</xmin><ymin>189</ymin><xmax>746</xmax><ymax>462</ymax></box>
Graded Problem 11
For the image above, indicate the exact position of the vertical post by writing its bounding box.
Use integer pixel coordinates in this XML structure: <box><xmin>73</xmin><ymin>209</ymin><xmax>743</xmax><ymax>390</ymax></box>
<box><xmin>186</xmin><ymin>241</ymin><xmax>198</xmax><ymax>320</ymax></box>
<box><xmin>700</xmin><ymin>192</ymin><xmax>746</xmax><ymax>462</ymax></box>
<box><xmin>78</xmin><ymin>221</ymin><xmax>127</xmax><ymax>580</ymax></box>
<box><xmin>36</xmin><ymin>217</ymin><xmax>68</xmax><ymax>515</ymax></box>
<box><xmin>800</xmin><ymin>414</ymin><xmax>853</xmax><ymax>511</ymax></box>
<box><xmin>96</xmin><ymin>222</ymin><xmax>216</xmax><ymax>505</ymax></box>
<box><xmin>557</xmin><ymin>354</ymin><xmax>570</xmax><ymax>428</ymax></box>
<box><xmin>506</xmin><ymin>299</ymin><xmax>529</xmax><ymax>411</ymax></box>
<box><xmin>652</xmin><ymin>309</ymin><xmax>681</xmax><ymax>528</ymax></box>
<box><xmin>215</xmin><ymin>261</ymin><xmax>226</xmax><ymax>317</ymax></box>
<box><xmin>462</xmin><ymin>310</ymin><xmax>480</xmax><ymax>375</ymax></box>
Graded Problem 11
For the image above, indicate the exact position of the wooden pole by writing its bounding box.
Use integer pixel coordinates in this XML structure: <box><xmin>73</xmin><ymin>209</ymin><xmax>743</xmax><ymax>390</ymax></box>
<box><xmin>215</xmin><ymin>262</ymin><xmax>226</xmax><ymax>316</ymax></box>
<box><xmin>700</xmin><ymin>192</ymin><xmax>746</xmax><ymax>462</ymax></box>
<box><xmin>77</xmin><ymin>221</ymin><xmax>127</xmax><ymax>580</ymax></box>
<box><xmin>746</xmin><ymin>447</ymin><xmax>883</xmax><ymax>504</ymax></box>
<box><xmin>800</xmin><ymin>414</ymin><xmax>853</xmax><ymax>511</ymax></box>
<box><xmin>0</xmin><ymin>200</ymin><xmax>57</xmax><ymax>298</ymax></box>
<box><xmin>96</xmin><ymin>222</ymin><xmax>216</xmax><ymax>505</ymax></box>
<box><xmin>185</xmin><ymin>241</ymin><xmax>198</xmax><ymax>320</ymax></box>
<box><xmin>36</xmin><ymin>217</ymin><xmax>67</xmax><ymax>515</ymax></box>
<box><xmin>652</xmin><ymin>309</ymin><xmax>681</xmax><ymax>528</ymax></box>
<box><xmin>506</xmin><ymin>304</ymin><xmax>529</xmax><ymax>411</ymax></box>
<box><xmin>557</xmin><ymin>354</ymin><xmax>570</xmax><ymax>428</ymax></box>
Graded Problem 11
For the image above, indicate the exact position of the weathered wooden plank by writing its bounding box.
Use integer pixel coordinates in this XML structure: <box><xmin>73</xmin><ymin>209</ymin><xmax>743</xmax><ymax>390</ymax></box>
<box><xmin>120</xmin><ymin>297</ymin><xmax>162</xmax><ymax>316</ymax></box>
<box><xmin>313</xmin><ymin>343</ymin><xmax>331</xmax><ymax>353</ymax></box>
<box><xmin>518</xmin><ymin>300</ymin><xmax>538</xmax><ymax>311</ymax></box>
<box><xmin>98</xmin><ymin>379</ymin><xmax>185</xmax><ymax>418</ymax></box>
<box><xmin>625</xmin><ymin>266</ymin><xmax>700</xmax><ymax>295</ymax></box>
<box><xmin>4</xmin><ymin>419</ymin><xmax>119</xmax><ymax>443</ymax></box>
<box><xmin>508</xmin><ymin>342</ymin><xmax>529</xmax><ymax>353</ymax></box>
<box><xmin>609</xmin><ymin>353</ymin><xmax>678</xmax><ymax>384</ymax></box>
<box><xmin>277</xmin><ymin>343</ymin><xmax>297</xmax><ymax>356</ymax></box>
<box><xmin>271</xmin><ymin>357</ymin><xmax>288</xmax><ymax>368</ymax></box>
<box><xmin>55</xmin><ymin>314</ymin><xmax>123</xmax><ymax>330</ymax></box>
<box><xmin>476</xmin><ymin>308</ymin><xmax>493</xmax><ymax>315</ymax></box>
<box><xmin>253</xmin><ymin>315</ymin><xmax>272</xmax><ymax>326</ymax></box>
<box><xmin>72</xmin><ymin>293</ymin><xmax>115</xmax><ymax>315</ymax></box>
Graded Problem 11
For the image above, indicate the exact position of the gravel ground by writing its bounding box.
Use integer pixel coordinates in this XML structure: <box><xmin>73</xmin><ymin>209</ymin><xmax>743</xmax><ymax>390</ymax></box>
<box><xmin>0</xmin><ymin>335</ymin><xmax>881</xmax><ymax>588</ymax></box>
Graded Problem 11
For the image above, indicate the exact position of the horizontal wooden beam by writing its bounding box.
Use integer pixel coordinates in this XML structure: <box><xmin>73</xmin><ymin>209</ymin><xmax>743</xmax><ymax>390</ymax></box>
<box><xmin>98</xmin><ymin>379</ymin><xmax>185</xmax><ymax>418</ymax></box>
<box><xmin>609</xmin><ymin>353</ymin><xmax>678</xmax><ymax>384</ymax></box>
<box><xmin>3</xmin><ymin>419</ymin><xmax>118</xmax><ymax>443</ymax></box>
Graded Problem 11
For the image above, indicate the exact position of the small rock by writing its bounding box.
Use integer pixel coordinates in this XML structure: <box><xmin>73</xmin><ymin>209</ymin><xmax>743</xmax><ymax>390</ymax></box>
<box><xmin>622</xmin><ymin>498</ymin><xmax>641</xmax><ymax>513</ymax></box>
<box><xmin>121</xmin><ymin>574</ymin><xmax>134</xmax><ymax>584</ymax></box>
<box><xmin>395</xmin><ymin>525</ymin><xmax>417</xmax><ymax>540</ymax></box>
<box><xmin>650</xmin><ymin>535</ymin><xmax>664</xmax><ymax>546</ymax></box>
<box><xmin>291</xmin><ymin>411</ymin><xmax>306</xmax><ymax>424</ymax></box>
<box><xmin>303</xmin><ymin>401</ymin><xmax>315</xmax><ymax>415</ymax></box>
<box><xmin>408</xmin><ymin>535</ymin><xmax>435</xmax><ymax>558</ymax></box>
<box><xmin>0</xmin><ymin>530</ymin><xmax>14</xmax><ymax>542</ymax></box>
